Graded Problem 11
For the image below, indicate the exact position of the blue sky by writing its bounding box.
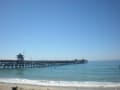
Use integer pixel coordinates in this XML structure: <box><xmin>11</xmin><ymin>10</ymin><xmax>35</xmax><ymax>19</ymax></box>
<box><xmin>0</xmin><ymin>0</ymin><xmax>120</xmax><ymax>60</ymax></box>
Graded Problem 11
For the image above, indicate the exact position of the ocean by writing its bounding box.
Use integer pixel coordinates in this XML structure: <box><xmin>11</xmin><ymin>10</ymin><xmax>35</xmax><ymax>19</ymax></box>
<box><xmin>0</xmin><ymin>60</ymin><xmax>120</xmax><ymax>87</ymax></box>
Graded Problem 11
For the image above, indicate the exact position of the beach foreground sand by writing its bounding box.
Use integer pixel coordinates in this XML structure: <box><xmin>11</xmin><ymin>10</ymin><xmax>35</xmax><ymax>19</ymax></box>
<box><xmin>0</xmin><ymin>83</ymin><xmax>120</xmax><ymax>90</ymax></box>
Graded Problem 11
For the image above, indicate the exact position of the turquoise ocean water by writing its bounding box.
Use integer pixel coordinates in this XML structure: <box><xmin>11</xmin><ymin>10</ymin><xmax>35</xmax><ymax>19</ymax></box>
<box><xmin>0</xmin><ymin>60</ymin><xmax>120</xmax><ymax>87</ymax></box>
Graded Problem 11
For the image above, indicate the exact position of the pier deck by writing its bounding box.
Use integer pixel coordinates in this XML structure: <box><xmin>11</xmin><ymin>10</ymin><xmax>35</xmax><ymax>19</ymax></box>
<box><xmin>0</xmin><ymin>59</ymin><xmax>87</xmax><ymax>69</ymax></box>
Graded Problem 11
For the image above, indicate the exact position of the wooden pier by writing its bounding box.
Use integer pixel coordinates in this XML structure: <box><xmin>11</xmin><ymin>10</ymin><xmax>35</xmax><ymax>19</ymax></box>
<box><xmin>0</xmin><ymin>53</ymin><xmax>88</xmax><ymax>69</ymax></box>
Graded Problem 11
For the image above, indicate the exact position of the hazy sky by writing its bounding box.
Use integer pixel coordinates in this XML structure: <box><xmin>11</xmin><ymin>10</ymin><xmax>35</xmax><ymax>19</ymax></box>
<box><xmin>0</xmin><ymin>0</ymin><xmax>120</xmax><ymax>60</ymax></box>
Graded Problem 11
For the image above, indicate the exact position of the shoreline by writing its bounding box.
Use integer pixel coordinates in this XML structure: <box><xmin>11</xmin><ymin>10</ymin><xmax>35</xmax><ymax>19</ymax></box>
<box><xmin>0</xmin><ymin>78</ymin><xmax>120</xmax><ymax>87</ymax></box>
<box><xmin>0</xmin><ymin>82</ymin><xmax>120</xmax><ymax>90</ymax></box>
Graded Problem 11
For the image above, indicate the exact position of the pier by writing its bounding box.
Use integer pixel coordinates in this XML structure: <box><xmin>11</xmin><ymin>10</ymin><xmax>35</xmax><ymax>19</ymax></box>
<box><xmin>0</xmin><ymin>53</ymin><xmax>88</xmax><ymax>69</ymax></box>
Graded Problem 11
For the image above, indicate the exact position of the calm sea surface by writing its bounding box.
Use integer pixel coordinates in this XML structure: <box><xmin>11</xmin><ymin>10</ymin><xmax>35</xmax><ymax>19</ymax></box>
<box><xmin>0</xmin><ymin>60</ymin><xmax>120</xmax><ymax>86</ymax></box>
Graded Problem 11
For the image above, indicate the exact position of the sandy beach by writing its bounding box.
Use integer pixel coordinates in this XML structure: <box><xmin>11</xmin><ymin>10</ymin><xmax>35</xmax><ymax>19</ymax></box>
<box><xmin>0</xmin><ymin>82</ymin><xmax>120</xmax><ymax>90</ymax></box>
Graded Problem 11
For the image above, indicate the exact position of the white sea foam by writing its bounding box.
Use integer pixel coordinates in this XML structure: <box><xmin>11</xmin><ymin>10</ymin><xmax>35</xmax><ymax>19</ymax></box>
<box><xmin>0</xmin><ymin>78</ymin><xmax>120</xmax><ymax>87</ymax></box>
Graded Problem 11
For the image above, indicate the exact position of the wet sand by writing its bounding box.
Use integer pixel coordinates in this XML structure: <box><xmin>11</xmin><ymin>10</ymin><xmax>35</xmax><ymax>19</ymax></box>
<box><xmin>0</xmin><ymin>82</ymin><xmax>120</xmax><ymax>90</ymax></box>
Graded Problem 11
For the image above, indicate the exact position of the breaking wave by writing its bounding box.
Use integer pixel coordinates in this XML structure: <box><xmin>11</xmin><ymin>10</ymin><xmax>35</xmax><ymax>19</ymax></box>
<box><xmin>0</xmin><ymin>78</ymin><xmax>120</xmax><ymax>87</ymax></box>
